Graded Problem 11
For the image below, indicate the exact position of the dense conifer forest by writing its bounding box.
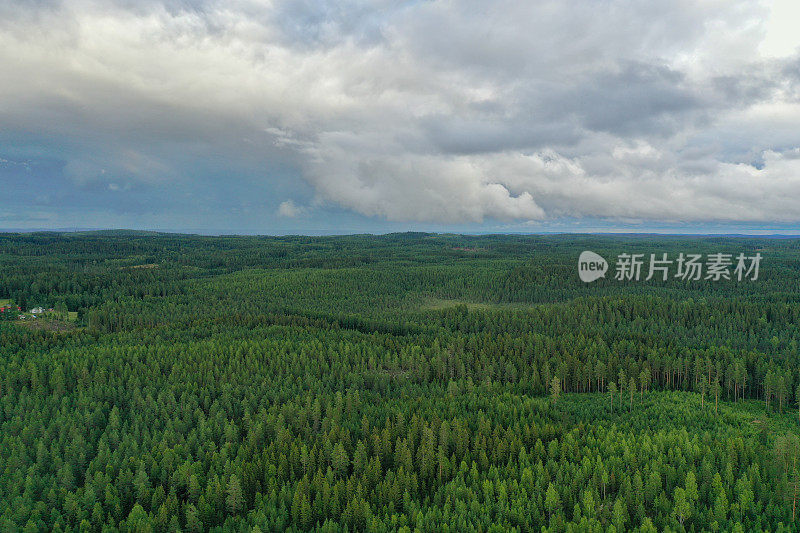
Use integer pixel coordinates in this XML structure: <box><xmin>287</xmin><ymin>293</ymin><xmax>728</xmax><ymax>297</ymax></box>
<box><xmin>1</xmin><ymin>231</ymin><xmax>800</xmax><ymax>532</ymax></box>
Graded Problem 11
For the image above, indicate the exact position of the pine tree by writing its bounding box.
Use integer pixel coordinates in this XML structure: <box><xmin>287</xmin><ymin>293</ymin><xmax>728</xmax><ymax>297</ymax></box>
<box><xmin>797</xmin><ymin>383</ymin><xmax>800</xmax><ymax>425</ymax></box>
<box><xmin>628</xmin><ymin>377</ymin><xmax>636</xmax><ymax>412</ymax></box>
<box><xmin>353</xmin><ymin>440</ymin><xmax>368</xmax><ymax>476</ymax></box>
<box><xmin>226</xmin><ymin>475</ymin><xmax>243</xmax><ymax>515</ymax></box>
<box><xmin>685</xmin><ymin>471</ymin><xmax>698</xmax><ymax>504</ymax></box>
<box><xmin>697</xmin><ymin>377</ymin><xmax>707</xmax><ymax>409</ymax></box>
<box><xmin>713</xmin><ymin>378</ymin><xmax>721</xmax><ymax>414</ymax></box>
<box><xmin>185</xmin><ymin>504</ymin><xmax>202</xmax><ymax>533</ymax></box>
<box><xmin>609</xmin><ymin>381</ymin><xmax>617</xmax><ymax>413</ymax></box>
<box><xmin>550</xmin><ymin>377</ymin><xmax>561</xmax><ymax>405</ymax></box>
<box><xmin>188</xmin><ymin>474</ymin><xmax>201</xmax><ymax>502</ymax></box>
<box><xmin>332</xmin><ymin>442</ymin><xmax>350</xmax><ymax>477</ymax></box>
<box><xmin>765</xmin><ymin>370</ymin><xmax>774</xmax><ymax>410</ymax></box>
<box><xmin>639</xmin><ymin>367</ymin><xmax>650</xmax><ymax>401</ymax></box>
<box><xmin>673</xmin><ymin>487</ymin><xmax>690</xmax><ymax>526</ymax></box>
<box><xmin>612</xmin><ymin>498</ymin><xmax>628</xmax><ymax>531</ymax></box>
<box><xmin>545</xmin><ymin>482</ymin><xmax>561</xmax><ymax>519</ymax></box>
<box><xmin>776</xmin><ymin>374</ymin><xmax>788</xmax><ymax>414</ymax></box>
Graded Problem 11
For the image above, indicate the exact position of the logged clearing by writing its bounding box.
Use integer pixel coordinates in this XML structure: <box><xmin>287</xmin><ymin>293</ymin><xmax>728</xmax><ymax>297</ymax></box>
<box><xmin>419</xmin><ymin>296</ymin><xmax>533</xmax><ymax>311</ymax></box>
<box><xmin>15</xmin><ymin>318</ymin><xmax>77</xmax><ymax>332</ymax></box>
<box><xmin>122</xmin><ymin>263</ymin><xmax>159</xmax><ymax>269</ymax></box>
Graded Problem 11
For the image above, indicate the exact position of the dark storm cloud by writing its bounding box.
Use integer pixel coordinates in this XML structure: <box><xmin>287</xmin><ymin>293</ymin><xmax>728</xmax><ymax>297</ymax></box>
<box><xmin>562</xmin><ymin>62</ymin><xmax>703</xmax><ymax>137</ymax></box>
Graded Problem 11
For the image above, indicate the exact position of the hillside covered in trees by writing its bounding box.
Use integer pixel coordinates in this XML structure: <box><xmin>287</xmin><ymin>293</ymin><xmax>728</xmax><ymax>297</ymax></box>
<box><xmin>1</xmin><ymin>232</ymin><xmax>800</xmax><ymax>532</ymax></box>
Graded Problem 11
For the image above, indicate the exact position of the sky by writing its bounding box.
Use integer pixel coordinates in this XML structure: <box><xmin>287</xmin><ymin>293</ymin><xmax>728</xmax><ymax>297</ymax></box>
<box><xmin>2</xmin><ymin>0</ymin><xmax>800</xmax><ymax>235</ymax></box>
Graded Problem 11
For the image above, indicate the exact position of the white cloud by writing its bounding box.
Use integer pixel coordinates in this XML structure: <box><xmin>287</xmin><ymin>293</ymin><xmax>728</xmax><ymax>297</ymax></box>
<box><xmin>2</xmin><ymin>0</ymin><xmax>800</xmax><ymax>225</ymax></box>
<box><xmin>760</xmin><ymin>0</ymin><xmax>800</xmax><ymax>57</ymax></box>
<box><xmin>277</xmin><ymin>200</ymin><xmax>304</xmax><ymax>218</ymax></box>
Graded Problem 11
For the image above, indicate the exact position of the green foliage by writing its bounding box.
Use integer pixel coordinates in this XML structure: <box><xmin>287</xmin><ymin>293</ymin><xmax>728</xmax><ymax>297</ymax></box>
<box><xmin>550</xmin><ymin>376</ymin><xmax>561</xmax><ymax>405</ymax></box>
<box><xmin>1</xmin><ymin>232</ymin><xmax>799</xmax><ymax>530</ymax></box>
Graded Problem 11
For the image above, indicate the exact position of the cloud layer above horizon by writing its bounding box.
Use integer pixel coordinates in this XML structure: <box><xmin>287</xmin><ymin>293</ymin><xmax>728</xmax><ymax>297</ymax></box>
<box><xmin>2</xmin><ymin>0</ymin><xmax>800</xmax><ymax>231</ymax></box>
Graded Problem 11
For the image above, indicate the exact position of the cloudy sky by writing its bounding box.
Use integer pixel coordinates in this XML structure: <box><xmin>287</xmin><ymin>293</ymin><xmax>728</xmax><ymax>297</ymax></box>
<box><xmin>2</xmin><ymin>0</ymin><xmax>800</xmax><ymax>234</ymax></box>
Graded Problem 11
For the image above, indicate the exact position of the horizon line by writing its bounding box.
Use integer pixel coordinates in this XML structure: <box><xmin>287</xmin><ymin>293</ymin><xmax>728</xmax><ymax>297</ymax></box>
<box><xmin>3</xmin><ymin>227</ymin><xmax>800</xmax><ymax>238</ymax></box>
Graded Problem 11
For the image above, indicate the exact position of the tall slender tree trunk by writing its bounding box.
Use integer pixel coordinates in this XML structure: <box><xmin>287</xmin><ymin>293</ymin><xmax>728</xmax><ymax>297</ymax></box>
<box><xmin>792</xmin><ymin>467</ymin><xmax>798</xmax><ymax>523</ymax></box>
